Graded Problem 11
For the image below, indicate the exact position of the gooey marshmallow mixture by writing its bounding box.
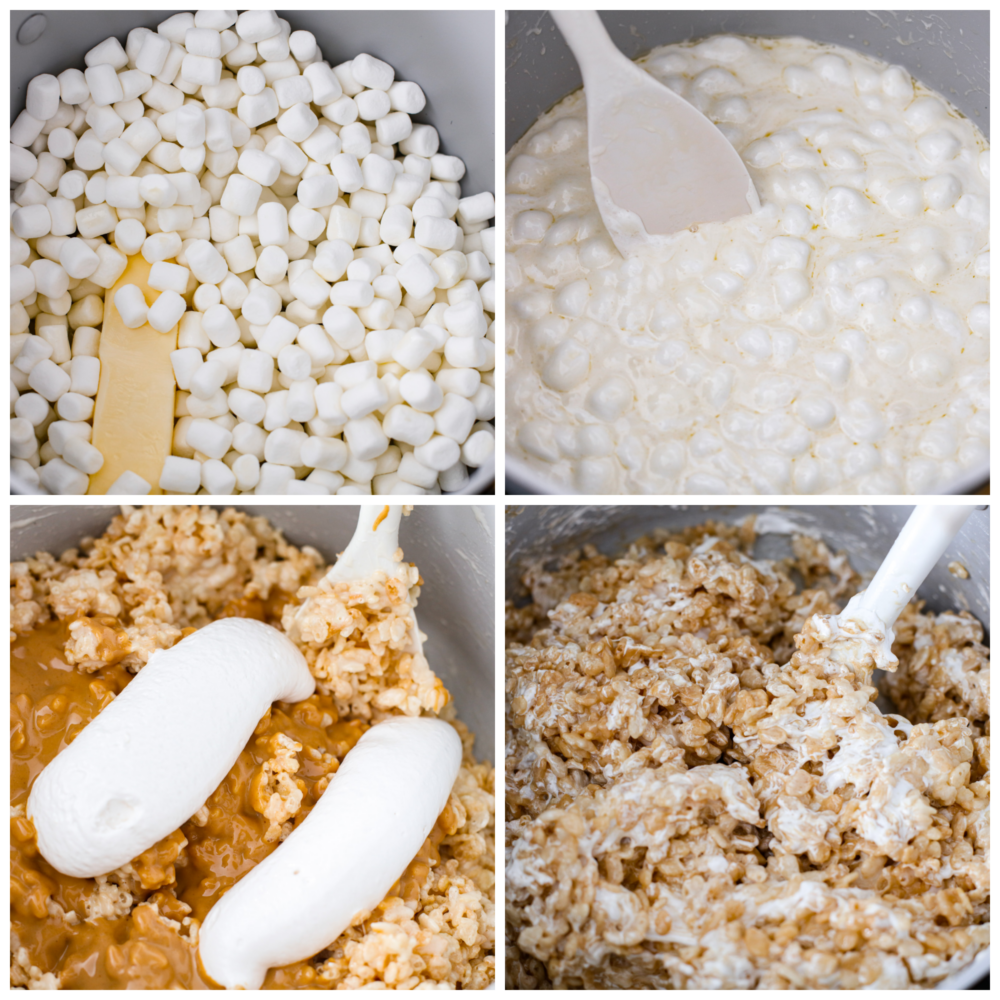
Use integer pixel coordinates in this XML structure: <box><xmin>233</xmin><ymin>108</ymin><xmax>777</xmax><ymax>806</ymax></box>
<box><xmin>506</xmin><ymin>36</ymin><xmax>989</xmax><ymax>494</ymax></box>
<box><xmin>27</xmin><ymin>618</ymin><xmax>315</xmax><ymax>878</ymax></box>
<box><xmin>11</xmin><ymin>9</ymin><xmax>495</xmax><ymax>496</ymax></box>
<box><xmin>199</xmin><ymin>716</ymin><xmax>461</xmax><ymax>989</ymax></box>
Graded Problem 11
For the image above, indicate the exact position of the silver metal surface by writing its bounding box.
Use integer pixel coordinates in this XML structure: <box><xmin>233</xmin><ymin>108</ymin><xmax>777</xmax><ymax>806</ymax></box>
<box><xmin>10</xmin><ymin>9</ymin><xmax>495</xmax><ymax>496</ymax></box>
<box><xmin>13</xmin><ymin>504</ymin><xmax>495</xmax><ymax>761</ymax></box>
<box><xmin>504</xmin><ymin>502</ymin><xmax>989</xmax><ymax>989</ymax></box>
<box><xmin>505</xmin><ymin>10</ymin><xmax>990</xmax><ymax>496</ymax></box>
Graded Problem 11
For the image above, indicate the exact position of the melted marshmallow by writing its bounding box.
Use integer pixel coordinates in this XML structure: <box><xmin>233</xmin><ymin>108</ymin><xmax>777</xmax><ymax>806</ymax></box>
<box><xmin>506</xmin><ymin>35</ymin><xmax>989</xmax><ymax>494</ymax></box>
<box><xmin>28</xmin><ymin>618</ymin><xmax>314</xmax><ymax>877</ymax></box>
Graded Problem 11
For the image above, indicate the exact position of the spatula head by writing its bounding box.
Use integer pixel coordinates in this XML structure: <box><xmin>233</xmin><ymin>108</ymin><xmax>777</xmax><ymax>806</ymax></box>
<box><xmin>587</xmin><ymin>69</ymin><xmax>759</xmax><ymax>255</ymax></box>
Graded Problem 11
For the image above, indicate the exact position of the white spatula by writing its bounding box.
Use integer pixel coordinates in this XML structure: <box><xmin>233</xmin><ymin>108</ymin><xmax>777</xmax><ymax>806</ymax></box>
<box><xmin>838</xmin><ymin>504</ymin><xmax>982</xmax><ymax>646</ymax></box>
<box><xmin>550</xmin><ymin>10</ymin><xmax>759</xmax><ymax>257</ymax></box>
<box><xmin>287</xmin><ymin>505</ymin><xmax>422</xmax><ymax>652</ymax></box>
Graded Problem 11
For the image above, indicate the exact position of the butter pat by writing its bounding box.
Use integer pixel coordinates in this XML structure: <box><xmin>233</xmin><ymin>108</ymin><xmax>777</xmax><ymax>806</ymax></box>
<box><xmin>88</xmin><ymin>254</ymin><xmax>179</xmax><ymax>494</ymax></box>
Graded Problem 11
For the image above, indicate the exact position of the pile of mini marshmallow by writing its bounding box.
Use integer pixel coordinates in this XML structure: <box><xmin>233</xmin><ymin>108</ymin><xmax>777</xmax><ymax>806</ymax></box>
<box><xmin>10</xmin><ymin>9</ymin><xmax>495</xmax><ymax>495</ymax></box>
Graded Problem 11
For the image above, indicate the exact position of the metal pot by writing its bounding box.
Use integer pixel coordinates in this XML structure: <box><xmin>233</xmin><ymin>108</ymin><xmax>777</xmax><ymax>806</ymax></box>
<box><xmin>12</xmin><ymin>503</ymin><xmax>495</xmax><ymax>760</ymax></box>
<box><xmin>11</xmin><ymin>9</ymin><xmax>495</xmax><ymax>496</ymax></box>
<box><xmin>504</xmin><ymin>10</ymin><xmax>990</xmax><ymax>496</ymax></box>
<box><xmin>504</xmin><ymin>502</ymin><xmax>989</xmax><ymax>989</ymax></box>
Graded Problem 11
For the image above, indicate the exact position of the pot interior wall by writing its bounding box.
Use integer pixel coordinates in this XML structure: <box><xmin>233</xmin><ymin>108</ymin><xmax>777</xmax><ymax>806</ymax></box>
<box><xmin>506</xmin><ymin>504</ymin><xmax>989</xmax><ymax>634</ymax></box>
<box><xmin>506</xmin><ymin>9</ymin><xmax>989</xmax><ymax>150</ymax></box>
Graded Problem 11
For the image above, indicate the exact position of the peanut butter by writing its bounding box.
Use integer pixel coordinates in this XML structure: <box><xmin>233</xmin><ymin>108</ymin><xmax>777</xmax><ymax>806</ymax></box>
<box><xmin>10</xmin><ymin>613</ymin><xmax>442</xmax><ymax>990</ymax></box>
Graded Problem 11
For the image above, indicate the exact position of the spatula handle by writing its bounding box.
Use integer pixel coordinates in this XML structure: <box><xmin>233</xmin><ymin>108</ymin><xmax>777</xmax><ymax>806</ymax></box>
<box><xmin>849</xmin><ymin>505</ymin><xmax>977</xmax><ymax>628</ymax></box>
<box><xmin>550</xmin><ymin>10</ymin><xmax>626</xmax><ymax>84</ymax></box>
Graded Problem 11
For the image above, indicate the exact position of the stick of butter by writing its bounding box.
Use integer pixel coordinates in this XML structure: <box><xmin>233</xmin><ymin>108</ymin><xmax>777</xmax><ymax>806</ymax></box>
<box><xmin>87</xmin><ymin>256</ymin><xmax>178</xmax><ymax>495</ymax></box>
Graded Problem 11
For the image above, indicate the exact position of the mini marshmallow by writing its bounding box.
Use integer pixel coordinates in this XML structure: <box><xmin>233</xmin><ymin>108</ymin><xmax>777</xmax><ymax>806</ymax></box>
<box><xmin>47</xmin><ymin>420</ymin><xmax>91</xmax><ymax>456</ymax></box>
<box><xmin>202</xmin><ymin>303</ymin><xmax>241</xmax><ymax>347</ymax></box>
<box><xmin>149</xmin><ymin>261</ymin><xmax>191</xmax><ymax>294</ymax></box>
<box><xmin>277</xmin><ymin>345</ymin><xmax>311</xmax><ymax>381</ymax></box>
<box><xmin>258</xmin><ymin>315</ymin><xmax>299</xmax><ymax>358</ymax></box>
<box><xmin>361</xmin><ymin>153</ymin><xmax>396</xmax><ymax>194</ymax></box>
<box><xmin>352</xmin><ymin>54</ymin><xmax>394</xmax><ymax>92</ymax></box>
<box><xmin>330</xmin><ymin>280</ymin><xmax>374</xmax><ymax>308</ymax></box>
<box><xmin>330</xmin><ymin>153</ymin><xmax>364</xmax><ymax>194</ymax></box>
<box><xmin>301</xmin><ymin>435</ymin><xmax>347</xmax><ymax>472</ymax></box>
<box><xmin>399</xmin><ymin>370</ymin><xmax>443</xmax><ymax>412</ymax></box>
<box><xmin>233</xmin><ymin>421</ymin><xmax>267</xmax><ymax>460</ymax></box>
<box><xmin>62</xmin><ymin>435</ymin><xmax>104</xmax><ymax>474</ymax></box>
<box><xmin>277</xmin><ymin>103</ymin><xmax>318</xmax><ymax>142</ymax></box>
<box><xmin>457</xmin><ymin>191</ymin><xmax>495</xmax><ymax>226</ymax></box>
<box><xmin>264</xmin><ymin>426</ymin><xmax>308</xmax><ymax>466</ymax></box>
<box><xmin>39</xmin><ymin>457</ymin><xmax>90</xmax><ymax>495</ymax></box>
<box><xmin>187</xmin><ymin>416</ymin><xmax>233</xmax><ymax>459</ymax></box>
<box><xmin>381</xmin><ymin>404</ymin><xmax>434</xmax><ymax>446</ymax></box>
<box><xmin>28</xmin><ymin>358</ymin><xmax>72</xmax><ymax>402</ymax></box>
<box><xmin>228</xmin><ymin>387</ymin><xmax>267</xmax><ymax>424</ymax></box>
<box><xmin>11</xmin><ymin>110</ymin><xmax>45</xmax><ymax>148</ymax></box>
<box><xmin>142</xmin><ymin>231</ymin><xmax>183</xmax><ymax>263</ymax></box>
<box><xmin>273</xmin><ymin>75</ymin><xmax>313</xmax><ymax>109</ymax></box>
<box><xmin>238</xmin><ymin>349</ymin><xmax>275</xmax><ymax>393</ymax></box>
<box><xmin>376</xmin><ymin>112</ymin><xmax>412</xmax><ymax>148</ymax></box>
<box><xmin>56</xmin><ymin>240</ymin><xmax>98</xmax><ymax>281</ymax></box>
<box><xmin>238</xmin><ymin>147</ymin><xmax>281</xmax><ymax>186</ymax></box>
<box><xmin>399</xmin><ymin>123</ymin><xmax>439</xmax><ymax>157</ymax></box>
<box><xmin>186</xmin><ymin>239</ymin><xmax>228</xmax><ymax>284</ymax></box>
<box><xmin>344</xmin><ymin>415</ymin><xmax>389</xmax><ymax>460</ymax></box>
<box><xmin>237</xmin><ymin>65</ymin><xmax>266</xmax><ymax>96</ymax></box>
<box><xmin>388</xmin><ymin>80</ymin><xmax>426</xmax><ymax>114</ymax></box>
<box><xmin>207</xmin><ymin>344</ymin><xmax>243</xmax><ymax>384</ymax></box>
<box><xmin>235</xmin><ymin>10</ymin><xmax>281</xmax><ymax>43</ymax></box>
<box><xmin>304</xmin><ymin>63</ymin><xmax>342</xmax><ymax>105</ymax></box>
<box><xmin>285</xmin><ymin>480</ymin><xmax>330</xmax><ymax>494</ymax></box>
<box><xmin>254</xmin><ymin>462</ymin><xmax>294</xmax><ymax>494</ymax></box>
<box><xmin>171</xmin><ymin>346</ymin><xmax>203</xmax><ymax>390</ymax></box>
<box><xmin>85</xmin><ymin>64</ymin><xmax>124</xmax><ymax>107</ymax></box>
<box><xmin>159</xmin><ymin>454</ymin><xmax>201</xmax><ymax>493</ymax></box>
<box><xmin>114</xmin><ymin>284</ymin><xmax>149</xmax><ymax>328</ymax></box>
<box><xmin>221</xmin><ymin>172</ymin><xmax>263</xmax><ymax>216</ymax></box>
<box><xmin>439</xmin><ymin>460</ymin><xmax>469</xmax><ymax>493</ymax></box>
<box><xmin>444</xmin><ymin>299</ymin><xmax>488</xmax><ymax>338</ymax></box>
<box><xmin>13</xmin><ymin>204</ymin><xmax>51</xmax><ymax>240</ymax></box>
<box><xmin>341</xmin><ymin>377</ymin><xmax>388</xmax><ymax>419</ymax></box>
<box><xmin>355</xmin><ymin>89</ymin><xmax>391</xmax><ymax>122</ymax></box>
<box><xmin>190</xmin><ymin>360</ymin><xmax>227</xmax><ymax>401</ymax></box>
<box><xmin>58</xmin><ymin>67</ymin><xmax>90</xmax><ymax>105</ymax></box>
<box><xmin>397</xmin><ymin>452</ymin><xmax>437</xmax><ymax>489</ymax></box>
<box><xmin>433</xmin><ymin>392</ymin><xmax>477</xmax><ymax>443</ymax></box>
<box><xmin>415</xmin><ymin>216</ymin><xmax>459</xmax><ymax>251</ymax></box>
<box><xmin>201</xmin><ymin>458</ymin><xmax>236</xmax><ymax>495</ymax></box>
<box><xmin>256</xmin><ymin>246</ymin><xmax>289</xmax><ymax>285</ymax></box>
<box><xmin>148</xmin><ymin>290</ymin><xmax>187</xmax><ymax>333</ymax></box>
<box><xmin>106</xmin><ymin>470</ymin><xmax>153</xmax><ymax>495</ymax></box>
<box><xmin>297</xmin><ymin>175</ymin><xmax>340</xmax><ymax>209</ymax></box>
<box><xmin>232</xmin><ymin>452</ymin><xmax>260</xmax><ymax>490</ymax></box>
<box><xmin>14</xmin><ymin>393</ymin><xmax>50</xmax><ymax>427</ymax></box>
<box><xmin>258</xmin><ymin>202</ymin><xmax>290</xmax><ymax>247</ymax></box>
<box><xmin>14</xmin><ymin>336</ymin><xmax>52</xmax><ymax>375</ymax></box>
<box><xmin>413</xmin><ymin>434</ymin><xmax>460</xmax><ymax>472</ymax></box>
<box><xmin>68</xmin><ymin>355</ymin><xmax>100</xmax><ymax>397</ymax></box>
<box><xmin>27</xmin><ymin>75</ymin><xmax>62</xmax><ymax>121</ymax></box>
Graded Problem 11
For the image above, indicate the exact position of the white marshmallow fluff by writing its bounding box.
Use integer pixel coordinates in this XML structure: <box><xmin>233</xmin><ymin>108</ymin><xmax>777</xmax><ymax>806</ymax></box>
<box><xmin>505</xmin><ymin>36</ymin><xmax>989</xmax><ymax>495</ymax></box>
<box><xmin>11</xmin><ymin>9</ymin><xmax>495</xmax><ymax>495</ymax></box>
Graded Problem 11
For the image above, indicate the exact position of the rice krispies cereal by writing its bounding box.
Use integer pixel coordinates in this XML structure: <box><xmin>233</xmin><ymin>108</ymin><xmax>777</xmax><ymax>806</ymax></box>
<box><xmin>505</xmin><ymin>519</ymin><xmax>988</xmax><ymax>989</ymax></box>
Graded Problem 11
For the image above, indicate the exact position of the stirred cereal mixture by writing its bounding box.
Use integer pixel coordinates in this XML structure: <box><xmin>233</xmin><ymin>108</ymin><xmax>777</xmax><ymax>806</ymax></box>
<box><xmin>11</xmin><ymin>505</ymin><xmax>494</xmax><ymax>989</ymax></box>
<box><xmin>505</xmin><ymin>518</ymin><xmax>988</xmax><ymax>989</ymax></box>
